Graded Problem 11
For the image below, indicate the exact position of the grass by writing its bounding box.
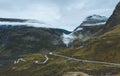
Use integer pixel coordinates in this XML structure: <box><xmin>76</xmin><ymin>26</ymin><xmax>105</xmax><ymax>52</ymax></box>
<box><xmin>0</xmin><ymin>25</ymin><xmax>120</xmax><ymax>76</ymax></box>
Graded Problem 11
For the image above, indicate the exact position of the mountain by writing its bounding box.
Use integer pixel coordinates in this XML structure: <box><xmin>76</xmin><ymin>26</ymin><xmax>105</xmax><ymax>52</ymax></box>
<box><xmin>62</xmin><ymin>15</ymin><xmax>108</xmax><ymax>47</ymax></box>
<box><xmin>0</xmin><ymin>18</ymin><xmax>71</xmax><ymax>68</ymax></box>
<box><xmin>1</xmin><ymin>23</ymin><xmax>120</xmax><ymax>76</ymax></box>
<box><xmin>60</xmin><ymin>2</ymin><xmax>120</xmax><ymax>75</ymax></box>
<box><xmin>99</xmin><ymin>2</ymin><xmax>120</xmax><ymax>33</ymax></box>
<box><xmin>0</xmin><ymin>2</ymin><xmax>120</xmax><ymax>76</ymax></box>
<box><xmin>0</xmin><ymin>18</ymin><xmax>71</xmax><ymax>57</ymax></box>
<box><xmin>74</xmin><ymin>15</ymin><xmax>107</xmax><ymax>31</ymax></box>
<box><xmin>74</xmin><ymin>15</ymin><xmax>107</xmax><ymax>35</ymax></box>
<box><xmin>75</xmin><ymin>14</ymin><xmax>107</xmax><ymax>28</ymax></box>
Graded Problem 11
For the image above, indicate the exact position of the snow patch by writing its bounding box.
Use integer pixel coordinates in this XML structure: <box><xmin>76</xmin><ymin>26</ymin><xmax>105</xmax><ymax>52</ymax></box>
<box><xmin>75</xmin><ymin>28</ymin><xmax>83</xmax><ymax>31</ymax></box>
<box><xmin>84</xmin><ymin>15</ymin><xmax>107</xmax><ymax>22</ymax></box>
<box><xmin>62</xmin><ymin>33</ymin><xmax>76</xmax><ymax>47</ymax></box>
<box><xmin>81</xmin><ymin>22</ymin><xmax>106</xmax><ymax>26</ymax></box>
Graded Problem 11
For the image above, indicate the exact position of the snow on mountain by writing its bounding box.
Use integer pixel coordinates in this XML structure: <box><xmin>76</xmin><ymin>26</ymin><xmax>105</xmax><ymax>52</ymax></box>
<box><xmin>62</xmin><ymin>33</ymin><xmax>76</xmax><ymax>47</ymax></box>
<box><xmin>81</xmin><ymin>22</ymin><xmax>106</xmax><ymax>26</ymax></box>
<box><xmin>74</xmin><ymin>15</ymin><xmax>108</xmax><ymax>31</ymax></box>
<box><xmin>83</xmin><ymin>14</ymin><xmax>108</xmax><ymax>22</ymax></box>
<box><xmin>75</xmin><ymin>27</ymin><xmax>83</xmax><ymax>31</ymax></box>
<box><xmin>62</xmin><ymin>15</ymin><xmax>108</xmax><ymax>47</ymax></box>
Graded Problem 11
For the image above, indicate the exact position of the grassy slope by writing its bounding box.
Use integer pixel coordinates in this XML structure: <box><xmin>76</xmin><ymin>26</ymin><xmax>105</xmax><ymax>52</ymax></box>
<box><xmin>56</xmin><ymin>25</ymin><xmax>120</xmax><ymax>63</ymax></box>
<box><xmin>73</xmin><ymin>24</ymin><xmax>120</xmax><ymax>63</ymax></box>
<box><xmin>1</xmin><ymin>54</ymin><xmax>119</xmax><ymax>76</ymax></box>
<box><xmin>0</xmin><ymin>25</ymin><xmax>120</xmax><ymax>76</ymax></box>
<box><xmin>0</xmin><ymin>27</ymin><xmax>66</xmax><ymax>57</ymax></box>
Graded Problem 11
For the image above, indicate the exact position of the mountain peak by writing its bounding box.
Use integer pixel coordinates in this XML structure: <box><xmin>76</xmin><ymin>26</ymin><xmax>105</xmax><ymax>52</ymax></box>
<box><xmin>84</xmin><ymin>14</ymin><xmax>107</xmax><ymax>22</ymax></box>
<box><xmin>73</xmin><ymin>15</ymin><xmax>108</xmax><ymax>30</ymax></box>
<box><xmin>98</xmin><ymin>1</ymin><xmax>120</xmax><ymax>34</ymax></box>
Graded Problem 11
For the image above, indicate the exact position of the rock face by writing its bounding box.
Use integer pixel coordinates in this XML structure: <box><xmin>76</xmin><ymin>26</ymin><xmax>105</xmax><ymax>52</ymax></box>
<box><xmin>0</xmin><ymin>18</ymin><xmax>71</xmax><ymax>56</ymax></box>
<box><xmin>100</xmin><ymin>2</ymin><xmax>120</xmax><ymax>33</ymax></box>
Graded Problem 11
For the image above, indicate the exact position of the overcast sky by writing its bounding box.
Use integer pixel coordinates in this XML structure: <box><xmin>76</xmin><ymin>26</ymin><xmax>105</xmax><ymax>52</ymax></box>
<box><xmin>0</xmin><ymin>0</ymin><xmax>119</xmax><ymax>31</ymax></box>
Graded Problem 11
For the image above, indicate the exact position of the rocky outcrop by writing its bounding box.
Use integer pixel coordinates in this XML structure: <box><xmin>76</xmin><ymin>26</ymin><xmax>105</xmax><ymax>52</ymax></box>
<box><xmin>100</xmin><ymin>2</ymin><xmax>120</xmax><ymax>33</ymax></box>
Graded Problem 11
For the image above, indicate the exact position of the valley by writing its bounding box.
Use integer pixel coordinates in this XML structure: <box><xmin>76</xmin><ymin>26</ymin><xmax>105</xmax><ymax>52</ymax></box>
<box><xmin>0</xmin><ymin>1</ymin><xmax>120</xmax><ymax>76</ymax></box>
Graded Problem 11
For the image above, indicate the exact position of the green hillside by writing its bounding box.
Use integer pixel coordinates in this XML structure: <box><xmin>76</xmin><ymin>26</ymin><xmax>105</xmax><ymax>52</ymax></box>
<box><xmin>0</xmin><ymin>25</ymin><xmax>120</xmax><ymax>76</ymax></box>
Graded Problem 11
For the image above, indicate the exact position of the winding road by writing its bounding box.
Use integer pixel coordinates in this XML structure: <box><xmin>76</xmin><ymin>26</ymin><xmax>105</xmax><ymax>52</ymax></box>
<box><xmin>34</xmin><ymin>55</ymin><xmax>49</xmax><ymax>64</ymax></box>
<box><xmin>14</xmin><ymin>55</ymin><xmax>49</xmax><ymax>64</ymax></box>
<box><xmin>42</xmin><ymin>55</ymin><xmax>49</xmax><ymax>64</ymax></box>
<box><xmin>14</xmin><ymin>52</ymin><xmax>120</xmax><ymax>67</ymax></box>
<box><xmin>49</xmin><ymin>52</ymin><xmax>120</xmax><ymax>67</ymax></box>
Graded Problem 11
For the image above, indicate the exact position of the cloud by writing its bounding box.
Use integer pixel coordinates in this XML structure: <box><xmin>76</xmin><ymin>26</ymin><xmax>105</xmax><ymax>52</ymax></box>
<box><xmin>0</xmin><ymin>2</ymin><xmax>61</xmax><ymax>21</ymax></box>
<box><xmin>0</xmin><ymin>0</ymin><xmax>119</xmax><ymax>31</ymax></box>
